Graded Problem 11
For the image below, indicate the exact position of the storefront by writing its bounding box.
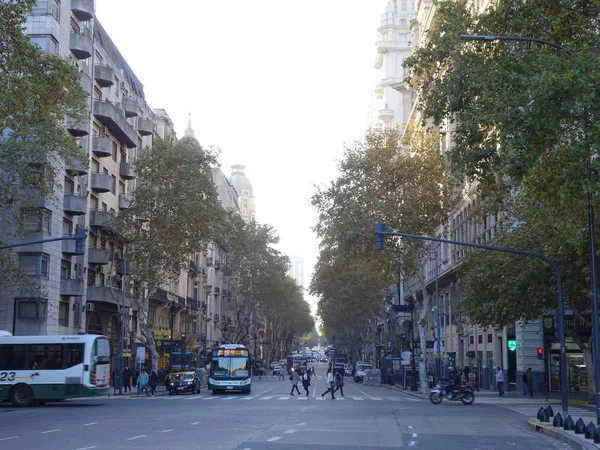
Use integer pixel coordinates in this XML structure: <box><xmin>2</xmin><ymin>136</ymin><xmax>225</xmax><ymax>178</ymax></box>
<box><xmin>549</xmin><ymin>342</ymin><xmax>589</xmax><ymax>393</ymax></box>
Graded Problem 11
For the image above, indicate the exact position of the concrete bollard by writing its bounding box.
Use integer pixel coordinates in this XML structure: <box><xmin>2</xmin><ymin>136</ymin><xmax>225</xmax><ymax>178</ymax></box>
<box><xmin>537</xmin><ymin>407</ymin><xmax>545</xmax><ymax>420</ymax></box>
<box><xmin>563</xmin><ymin>415</ymin><xmax>575</xmax><ymax>431</ymax></box>
<box><xmin>585</xmin><ymin>421</ymin><xmax>596</xmax><ymax>440</ymax></box>
<box><xmin>575</xmin><ymin>418</ymin><xmax>586</xmax><ymax>434</ymax></box>
<box><xmin>540</xmin><ymin>408</ymin><xmax>550</xmax><ymax>423</ymax></box>
<box><xmin>546</xmin><ymin>405</ymin><xmax>554</xmax><ymax>417</ymax></box>
<box><xmin>552</xmin><ymin>413</ymin><xmax>563</xmax><ymax>428</ymax></box>
<box><xmin>594</xmin><ymin>425</ymin><xmax>600</xmax><ymax>444</ymax></box>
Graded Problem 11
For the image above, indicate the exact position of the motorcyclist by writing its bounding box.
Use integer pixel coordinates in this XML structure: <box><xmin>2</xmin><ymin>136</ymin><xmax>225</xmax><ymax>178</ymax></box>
<box><xmin>445</xmin><ymin>369</ymin><xmax>463</xmax><ymax>399</ymax></box>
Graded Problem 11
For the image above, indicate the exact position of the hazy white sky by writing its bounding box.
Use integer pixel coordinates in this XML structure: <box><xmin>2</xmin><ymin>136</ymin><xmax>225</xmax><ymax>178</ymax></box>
<box><xmin>96</xmin><ymin>0</ymin><xmax>388</xmax><ymax>314</ymax></box>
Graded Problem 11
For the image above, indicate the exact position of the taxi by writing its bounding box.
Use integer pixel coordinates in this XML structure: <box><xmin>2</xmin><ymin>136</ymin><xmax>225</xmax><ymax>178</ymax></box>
<box><xmin>167</xmin><ymin>371</ymin><xmax>201</xmax><ymax>395</ymax></box>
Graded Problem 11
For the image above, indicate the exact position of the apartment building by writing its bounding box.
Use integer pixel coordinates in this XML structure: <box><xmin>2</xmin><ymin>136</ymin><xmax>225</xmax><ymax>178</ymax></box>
<box><xmin>230</xmin><ymin>165</ymin><xmax>255</xmax><ymax>223</ymax></box>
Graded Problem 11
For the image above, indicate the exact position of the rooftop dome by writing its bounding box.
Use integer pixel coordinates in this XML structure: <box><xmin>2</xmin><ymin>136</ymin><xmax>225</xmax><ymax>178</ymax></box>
<box><xmin>230</xmin><ymin>164</ymin><xmax>253</xmax><ymax>197</ymax></box>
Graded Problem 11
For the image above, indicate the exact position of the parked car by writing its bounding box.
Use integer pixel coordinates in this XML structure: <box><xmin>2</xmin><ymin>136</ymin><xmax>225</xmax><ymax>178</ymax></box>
<box><xmin>344</xmin><ymin>364</ymin><xmax>352</xmax><ymax>377</ymax></box>
<box><xmin>168</xmin><ymin>371</ymin><xmax>201</xmax><ymax>395</ymax></box>
<box><xmin>354</xmin><ymin>363</ymin><xmax>373</xmax><ymax>382</ymax></box>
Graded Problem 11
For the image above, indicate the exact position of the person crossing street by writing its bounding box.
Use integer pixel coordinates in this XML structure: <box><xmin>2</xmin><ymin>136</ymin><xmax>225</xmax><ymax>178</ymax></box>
<box><xmin>321</xmin><ymin>368</ymin><xmax>336</xmax><ymax>399</ymax></box>
<box><xmin>290</xmin><ymin>369</ymin><xmax>301</xmax><ymax>396</ymax></box>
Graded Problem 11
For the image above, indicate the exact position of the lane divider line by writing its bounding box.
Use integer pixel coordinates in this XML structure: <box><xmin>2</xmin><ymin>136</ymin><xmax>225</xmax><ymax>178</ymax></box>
<box><xmin>267</xmin><ymin>436</ymin><xmax>281</xmax><ymax>442</ymax></box>
<box><xmin>127</xmin><ymin>435</ymin><xmax>146</xmax><ymax>440</ymax></box>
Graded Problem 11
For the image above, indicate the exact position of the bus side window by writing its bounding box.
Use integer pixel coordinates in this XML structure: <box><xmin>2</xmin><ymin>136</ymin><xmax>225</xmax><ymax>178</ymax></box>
<box><xmin>0</xmin><ymin>345</ymin><xmax>27</xmax><ymax>370</ymax></box>
<box><xmin>65</xmin><ymin>344</ymin><xmax>84</xmax><ymax>368</ymax></box>
<box><xmin>29</xmin><ymin>344</ymin><xmax>63</xmax><ymax>370</ymax></box>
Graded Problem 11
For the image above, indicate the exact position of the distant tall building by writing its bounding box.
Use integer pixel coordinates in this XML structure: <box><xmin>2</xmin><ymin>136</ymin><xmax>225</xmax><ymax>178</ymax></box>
<box><xmin>288</xmin><ymin>257</ymin><xmax>304</xmax><ymax>288</ymax></box>
<box><xmin>230</xmin><ymin>164</ymin><xmax>255</xmax><ymax>223</ymax></box>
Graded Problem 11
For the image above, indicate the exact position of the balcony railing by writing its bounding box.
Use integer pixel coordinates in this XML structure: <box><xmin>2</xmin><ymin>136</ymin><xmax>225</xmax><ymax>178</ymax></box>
<box><xmin>122</xmin><ymin>98</ymin><xmax>140</xmax><ymax>118</ymax></box>
<box><xmin>66</xmin><ymin>116</ymin><xmax>89</xmax><ymax>137</ymax></box>
<box><xmin>89</xmin><ymin>210</ymin><xmax>111</xmax><ymax>228</ymax></box>
<box><xmin>120</xmin><ymin>161</ymin><xmax>136</xmax><ymax>180</ymax></box>
<box><xmin>87</xmin><ymin>284</ymin><xmax>123</xmax><ymax>306</ymax></box>
<box><xmin>66</xmin><ymin>156</ymin><xmax>87</xmax><ymax>176</ymax></box>
<box><xmin>118</xmin><ymin>193</ymin><xmax>132</xmax><ymax>210</ymax></box>
<box><xmin>62</xmin><ymin>238</ymin><xmax>77</xmax><ymax>255</ymax></box>
<box><xmin>71</xmin><ymin>0</ymin><xmax>94</xmax><ymax>21</ymax></box>
<box><xmin>137</xmin><ymin>117</ymin><xmax>153</xmax><ymax>136</ymax></box>
<box><xmin>88</xmin><ymin>247</ymin><xmax>110</xmax><ymax>265</ymax></box>
<box><xmin>63</xmin><ymin>193</ymin><xmax>87</xmax><ymax>216</ymax></box>
<box><xmin>93</xmin><ymin>100</ymin><xmax>138</xmax><ymax>148</ymax></box>
<box><xmin>92</xmin><ymin>134</ymin><xmax>112</xmax><ymax>158</ymax></box>
<box><xmin>94</xmin><ymin>64</ymin><xmax>115</xmax><ymax>88</ymax></box>
<box><xmin>89</xmin><ymin>172</ymin><xmax>111</xmax><ymax>193</ymax></box>
<box><xmin>70</xmin><ymin>30</ymin><xmax>93</xmax><ymax>60</ymax></box>
<box><xmin>60</xmin><ymin>278</ymin><xmax>84</xmax><ymax>297</ymax></box>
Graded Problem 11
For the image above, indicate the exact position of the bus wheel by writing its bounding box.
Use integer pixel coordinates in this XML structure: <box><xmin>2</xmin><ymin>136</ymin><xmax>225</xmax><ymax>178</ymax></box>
<box><xmin>10</xmin><ymin>384</ymin><xmax>35</xmax><ymax>407</ymax></box>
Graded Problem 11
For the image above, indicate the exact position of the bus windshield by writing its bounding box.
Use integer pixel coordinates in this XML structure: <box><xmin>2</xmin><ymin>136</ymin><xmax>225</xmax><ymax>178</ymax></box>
<box><xmin>210</xmin><ymin>356</ymin><xmax>249</xmax><ymax>379</ymax></box>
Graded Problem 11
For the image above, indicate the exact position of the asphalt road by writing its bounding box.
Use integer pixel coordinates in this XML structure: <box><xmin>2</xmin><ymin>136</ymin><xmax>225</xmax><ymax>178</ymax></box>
<box><xmin>0</xmin><ymin>363</ymin><xmax>571</xmax><ymax>450</ymax></box>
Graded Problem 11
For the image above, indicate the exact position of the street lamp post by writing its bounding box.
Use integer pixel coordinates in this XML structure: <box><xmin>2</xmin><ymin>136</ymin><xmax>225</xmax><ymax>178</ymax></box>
<box><xmin>460</xmin><ymin>34</ymin><xmax>596</xmax><ymax>423</ymax></box>
<box><xmin>375</xmin><ymin>223</ymin><xmax>569</xmax><ymax>415</ymax></box>
<box><xmin>430</xmin><ymin>250</ymin><xmax>442</xmax><ymax>381</ymax></box>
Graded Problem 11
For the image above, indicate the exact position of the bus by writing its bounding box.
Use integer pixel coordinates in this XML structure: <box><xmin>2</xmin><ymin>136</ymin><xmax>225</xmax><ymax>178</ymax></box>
<box><xmin>0</xmin><ymin>333</ymin><xmax>110</xmax><ymax>407</ymax></box>
<box><xmin>287</xmin><ymin>353</ymin><xmax>307</xmax><ymax>371</ymax></box>
<box><xmin>208</xmin><ymin>344</ymin><xmax>252</xmax><ymax>394</ymax></box>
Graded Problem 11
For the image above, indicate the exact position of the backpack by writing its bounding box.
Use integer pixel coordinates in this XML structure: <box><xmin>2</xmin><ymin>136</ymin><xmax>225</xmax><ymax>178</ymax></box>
<box><xmin>522</xmin><ymin>372</ymin><xmax>527</xmax><ymax>383</ymax></box>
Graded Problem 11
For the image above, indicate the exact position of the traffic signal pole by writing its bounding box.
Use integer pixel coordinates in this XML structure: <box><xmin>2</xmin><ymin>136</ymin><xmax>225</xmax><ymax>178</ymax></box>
<box><xmin>0</xmin><ymin>226</ymin><xmax>88</xmax><ymax>253</ymax></box>
<box><xmin>374</xmin><ymin>223</ymin><xmax>568</xmax><ymax>415</ymax></box>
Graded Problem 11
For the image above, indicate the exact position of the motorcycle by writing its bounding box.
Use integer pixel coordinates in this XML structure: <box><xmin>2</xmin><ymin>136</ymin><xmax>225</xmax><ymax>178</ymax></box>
<box><xmin>429</xmin><ymin>383</ymin><xmax>475</xmax><ymax>405</ymax></box>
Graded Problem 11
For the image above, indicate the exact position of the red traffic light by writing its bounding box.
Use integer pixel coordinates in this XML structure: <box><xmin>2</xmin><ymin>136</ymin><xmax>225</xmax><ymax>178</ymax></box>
<box><xmin>537</xmin><ymin>347</ymin><xmax>544</xmax><ymax>359</ymax></box>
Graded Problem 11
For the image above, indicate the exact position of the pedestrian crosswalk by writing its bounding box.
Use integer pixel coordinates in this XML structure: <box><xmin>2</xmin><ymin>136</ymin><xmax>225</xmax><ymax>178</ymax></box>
<box><xmin>115</xmin><ymin>394</ymin><xmax>414</xmax><ymax>403</ymax></box>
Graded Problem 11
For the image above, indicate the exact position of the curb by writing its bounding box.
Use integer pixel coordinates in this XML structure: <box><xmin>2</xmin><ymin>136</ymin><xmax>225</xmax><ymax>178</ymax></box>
<box><xmin>527</xmin><ymin>418</ymin><xmax>600</xmax><ymax>450</ymax></box>
<box><xmin>381</xmin><ymin>383</ymin><xmax>428</xmax><ymax>399</ymax></box>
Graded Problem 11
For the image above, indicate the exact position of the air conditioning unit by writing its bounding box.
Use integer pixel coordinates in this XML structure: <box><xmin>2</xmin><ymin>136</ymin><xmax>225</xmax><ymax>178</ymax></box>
<box><xmin>86</xmin><ymin>303</ymin><xmax>95</xmax><ymax>312</ymax></box>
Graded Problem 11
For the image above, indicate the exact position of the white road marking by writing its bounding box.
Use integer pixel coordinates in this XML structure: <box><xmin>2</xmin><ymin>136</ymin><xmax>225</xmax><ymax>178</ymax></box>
<box><xmin>316</xmin><ymin>397</ymin><xmax>324</xmax><ymax>400</ymax></box>
<box><xmin>352</xmin><ymin>386</ymin><xmax>376</xmax><ymax>399</ymax></box>
<box><xmin>84</xmin><ymin>422</ymin><xmax>98</xmax><ymax>426</ymax></box>
<box><xmin>284</xmin><ymin>430</ymin><xmax>296</xmax><ymax>434</ymax></box>
<box><xmin>0</xmin><ymin>437</ymin><xmax>18</xmax><ymax>442</ymax></box>
<box><xmin>278</xmin><ymin>396</ymin><xmax>289</xmax><ymax>400</ymax></box>
<box><xmin>202</xmin><ymin>396</ymin><xmax>219</xmax><ymax>400</ymax></box>
<box><xmin>336</xmin><ymin>397</ymin><xmax>345</xmax><ymax>400</ymax></box>
<box><xmin>371</xmin><ymin>397</ymin><xmax>382</xmax><ymax>401</ymax></box>
<box><xmin>267</xmin><ymin>436</ymin><xmax>281</xmax><ymax>442</ymax></box>
<box><xmin>259</xmin><ymin>396</ymin><xmax>272</xmax><ymax>400</ymax></box>
<box><xmin>297</xmin><ymin>396</ymin><xmax>307</xmax><ymax>400</ymax></box>
<box><xmin>352</xmin><ymin>397</ymin><xmax>364</xmax><ymax>400</ymax></box>
<box><xmin>297</xmin><ymin>423</ymin><xmax>306</xmax><ymax>426</ymax></box>
<box><xmin>41</xmin><ymin>429</ymin><xmax>60</xmax><ymax>434</ymax></box>
<box><xmin>241</xmin><ymin>448</ymin><xmax>251</xmax><ymax>450</ymax></box>
<box><xmin>76</xmin><ymin>447</ymin><xmax>98</xmax><ymax>450</ymax></box>
<box><xmin>408</xmin><ymin>426</ymin><xmax>414</xmax><ymax>429</ymax></box>
<box><xmin>127</xmin><ymin>435</ymin><xmax>147</xmax><ymax>440</ymax></box>
<box><xmin>191</xmin><ymin>422</ymin><xmax>201</xmax><ymax>425</ymax></box>
<box><xmin>185</xmin><ymin>396</ymin><xmax>202</xmax><ymax>400</ymax></box>
<box><xmin>221</xmin><ymin>396</ymin><xmax>237</xmax><ymax>400</ymax></box>
<box><xmin>413</xmin><ymin>433</ymin><xmax>418</xmax><ymax>438</ymax></box>
<box><xmin>240</xmin><ymin>396</ymin><xmax>257</xmax><ymax>400</ymax></box>
<box><xmin>160</xmin><ymin>429</ymin><xmax>174</xmax><ymax>433</ymax></box>
<box><xmin>409</xmin><ymin>441</ymin><xmax>416</xmax><ymax>446</ymax></box>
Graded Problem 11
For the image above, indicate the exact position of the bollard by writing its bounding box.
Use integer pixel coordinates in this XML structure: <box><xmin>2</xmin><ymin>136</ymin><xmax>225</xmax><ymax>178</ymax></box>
<box><xmin>575</xmin><ymin>418</ymin><xmax>586</xmax><ymax>434</ymax></box>
<box><xmin>564</xmin><ymin>415</ymin><xmax>575</xmax><ymax>431</ymax></box>
<box><xmin>552</xmin><ymin>413</ymin><xmax>563</xmax><ymax>428</ymax></box>
<box><xmin>540</xmin><ymin>408</ymin><xmax>550</xmax><ymax>423</ymax></box>
<box><xmin>594</xmin><ymin>425</ymin><xmax>600</xmax><ymax>444</ymax></box>
<box><xmin>537</xmin><ymin>407</ymin><xmax>545</xmax><ymax>420</ymax></box>
<box><xmin>546</xmin><ymin>405</ymin><xmax>554</xmax><ymax>417</ymax></box>
<box><xmin>585</xmin><ymin>421</ymin><xmax>596</xmax><ymax>440</ymax></box>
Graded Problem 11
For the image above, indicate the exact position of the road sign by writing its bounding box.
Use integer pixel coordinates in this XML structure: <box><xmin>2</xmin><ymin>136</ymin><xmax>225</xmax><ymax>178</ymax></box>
<box><xmin>136</xmin><ymin>347</ymin><xmax>145</xmax><ymax>364</ymax></box>
<box><xmin>401</xmin><ymin>351</ymin><xmax>411</xmax><ymax>365</ymax></box>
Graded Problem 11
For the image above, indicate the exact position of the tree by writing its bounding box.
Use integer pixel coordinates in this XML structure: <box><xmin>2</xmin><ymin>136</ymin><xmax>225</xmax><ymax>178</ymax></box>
<box><xmin>404</xmin><ymin>0</ymin><xmax>600</xmax><ymax>396</ymax></box>
<box><xmin>311</xmin><ymin>128</ymin><xmax>450</xmax><ymax>391</ymax></box>
<box><xmin>109</xmin><ymin>137</ymin><xmax>224</xmax><ymax>370</ymax></box>
<box><xmin>0</xmin><ymin>0</ymin><xmax>87</xmax><ymax>293</ymax></box>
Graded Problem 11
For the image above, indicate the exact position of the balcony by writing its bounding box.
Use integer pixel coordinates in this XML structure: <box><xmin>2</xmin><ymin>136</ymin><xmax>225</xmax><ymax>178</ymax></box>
<box><xmin>66</xmin><ymin>156</ymin><xmax>88</xmax><ymax>176</ymax></box>
<box><xmin>93</xmin><ymin>100</ymin><xmax>138</xmax><ymax>148</ymax></box>
<box><xmin>92</xmin><ymin>134</ymin><xmax>112</xmax><ymax>158</ymax></box>
<box><xmin>89</xmin><ymin>172</ymin><xmax>111</xmax><ymax>193</ymax></box>
<box><xmin>376</xmin><ymin>40</ymin><xmax>404</xmax><ymax>53</ymax></box>
<box><xmin>71</xmin><ymin>0</ymin><xmax>94</xmax><ymax>21</ymax></box>
<box><xmin>378</xmin><ymin>108</ymin><xmax>394</xmax><ymax>122</ymax></box>
<box><xmin>122</xmin><ymin>98</ymin><xmax>140</xmax><ymax>118</ymax></box>
<box><xmin>62</xmin><ymin>238</ymin><xmax>77</xmax><ymax>255</ymax></box>
<box><xmin>63</xmin><ymin>194</ymin><xmax>87</xmax><ymax>215</ymax></box>
<box><xmin>87</xmin><ymin>284</ymin><xmax>123</xmax><ymax>306</ymax></box>
<box><xmin>80</xmin><ymin>72</ymin><xmax>92</xmax><ymax>95</ymax></box>
<box><xmin>60</xmin><ymin>278</ymin><xmax>84</xmax><ymax>297</ymax></box>
<box><xmin>137</xmin><ymin>118</ymin><xmax>153</xmax><ymax>136</ymax></box>
<box><xmin>89</xmin><ymin>210</ymin><xmax>111</xmax><ymax>228</ymax></box>
<box><xmin>88</xmin><ymin>247</ymin><xmax>110</xmax><ymax>265</ymax></box>
<box><xmin>94</xmin><ymin>64</ymin><xmax>115</xmax><ymax>88</ymax></box>
<box><xmin>118</xmin><ymin>193</ymin><xmax>131</xmax><ymax>210</ymax></box>
<box><xmin>66</xmin><ymin>116</ymin><xmax>89</xmax><ymax>137</ymax></box>
<box><xmin>70</xmin><ymin>30</ymin><xmax>93</xmax><ymax>60</ymax></box>
<box><xmin>119</xmin><ymin>161</ymin><xmax>136</xmax><ymax>180</ymax></box>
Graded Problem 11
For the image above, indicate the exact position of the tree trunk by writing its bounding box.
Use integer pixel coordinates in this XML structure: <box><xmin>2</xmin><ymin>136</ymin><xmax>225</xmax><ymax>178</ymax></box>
<box><xmin>136</xmin><ymin>291</ymin><xmax>158</xmax><ymax>373</ymax></box>
<box><xmin>417</xmin><ymin>293</ymin><xmax>430</xmax><ymax>394</ymax></box>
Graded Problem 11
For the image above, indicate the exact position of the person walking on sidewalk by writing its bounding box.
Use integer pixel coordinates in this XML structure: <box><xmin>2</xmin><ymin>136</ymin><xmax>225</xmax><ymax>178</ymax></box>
<box><xmin>321</xmin><ymin>368</ymin><xmax>336</xmax><ymax>399</ymax></box>
<box><xmin>290</xmin><ymin>370</ymin><xmax>301</xmax><ymax>396</ymax></box>
<box><xmin>301</xmin><ymin>368</ymin><xmax>311</xmax><ymax>396</ymax></box>
<box><xmin>495</xmin><ymin>367</ymin><xmax>504</xmax><ymax>396</ymax></box>
<box><xmin>523</xmin><ymin>367</ymin><xmax>533</xmax><ymax>397</ymax></box>
<box><xmin>149</xmin><ymin>371</ymin><xmax>158</xmax><ymax>397</ymax></box>
<box><xmin>137</xmin><ymin>369</ymin><xmax>149</xmax><ymax>396</ymax></box>
<box><xmin>123</xmin><ymin>367</ymin><xmax>132</xmax><ymax>393</ymax></box>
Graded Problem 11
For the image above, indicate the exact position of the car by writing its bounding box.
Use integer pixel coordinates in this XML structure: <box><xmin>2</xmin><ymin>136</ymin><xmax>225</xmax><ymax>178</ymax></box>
<box><xmin>354</xmin><ymin>363</ymin><xmax>373</xmax><ymax>382</ymax></box>
<box><xmin>168</xmin><ymin>371</ymin><xmax>201</xmax><ymax>395</ymax></box>
<box><xmin>270</xmin><ymin>361</ymin><xmax>281</xmax><ymax>369</ymax></box>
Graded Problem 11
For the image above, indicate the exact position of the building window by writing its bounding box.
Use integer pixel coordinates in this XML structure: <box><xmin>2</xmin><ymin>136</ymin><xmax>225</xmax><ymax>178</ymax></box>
<box><xmin>18</xmin><ymin>254</ymin><xmax>49</xmax><ymax>278</ymax></box>
<box><xmin>469</xmin><ymin>335</ymin><xmax>474</xmax><ymax>345</ymax></box>
<box><xmin>30</xmin><ymin>35</ymin><xmax>59</xmax><ymax>54</ymax></box>
<box><xmin>59</xmin><ymin>301</ymin><xmax>69</xmax><ymax>327</ymax></box>
<box><xmin>119</xmin><ymin>181</ymin><xmax>126</xmax><ymax>195</ymax></box>
<box><xmin>21</xmin><ymin>207</ymin><xmax>52</xmax><ymax>234</ymax></box>
<box><xmin>112</xmin><ymin>141</ymin><xmax>118</xmax><ymax>162</ymax></box>
<box><xmin>478</xmin><ymin>334</ymin><xmax>483</xmax><ymax>344</ymax></box>
<box><xmin>149</xmin><ymin>306</ymin><xmax>157</xmax><ymax>327</ymax></box>
<box><xmin>16</xmin><ymin>299</ymin><xmax>47</xmax><ymax>321</ymax></box>
<box><xmin>62</xmin><ymin>218</ymin><xmax>73</xmax><ymax>236</ymax></box>
<box><xmin>111</xmin><ymin>175</ymin><xmax>116</xmax><ymax>194</ymax></box>
<box><xmin>60</xmin><ymin>259</ymin><xmax>71</xmax><ymax>279</ymax></box>
<box><xmin>487</xmin><ymin>333</ymin><xmax>493</xmax><ymax>343</ymax></box>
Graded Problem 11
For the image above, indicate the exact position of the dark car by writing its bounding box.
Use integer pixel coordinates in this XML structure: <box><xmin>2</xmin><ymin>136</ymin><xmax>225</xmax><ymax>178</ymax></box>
<box><xmin>168</xmin><ymin>371</ymin><xmax>201</xmax><ymax>395</ymax></box>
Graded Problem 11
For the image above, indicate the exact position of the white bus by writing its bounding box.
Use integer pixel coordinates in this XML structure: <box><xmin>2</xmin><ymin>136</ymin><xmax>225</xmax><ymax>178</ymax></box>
<box><xmin>0</xmin><ymin>333</ymin><xmax>110</xmax><ymax>407</ymax></box>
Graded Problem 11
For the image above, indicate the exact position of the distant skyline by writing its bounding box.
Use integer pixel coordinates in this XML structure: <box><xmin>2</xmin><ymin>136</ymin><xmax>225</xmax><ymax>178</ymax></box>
<box><xmin>96</xmin><ymin>0</ymin><xmax>389</xmax><ymax>315</ymax></box>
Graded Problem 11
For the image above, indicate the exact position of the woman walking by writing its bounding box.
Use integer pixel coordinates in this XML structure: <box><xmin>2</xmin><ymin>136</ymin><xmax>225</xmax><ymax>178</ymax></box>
<box><xmin>333</xmin><ymin>369</ymin><xmax>345</xmax><ymax>397</ymax></box>
<box><xmin>290</xmin><ymin>369</ymin><xmax>301</xmax><ymax>396</ymax></box>
<box><xmin>321</xmin><ymin>368</ymin><xmax>336</xmax><ymax>399</ymax></box>
<box><xmin>301</xmin><ymin>369</ymin><xmax>311</xmax><ymax>397</ymax></box>
<box><xmin>149</xmin><ymin>371</ymin><xmax>159</xmax><ymax>397</ymax></box>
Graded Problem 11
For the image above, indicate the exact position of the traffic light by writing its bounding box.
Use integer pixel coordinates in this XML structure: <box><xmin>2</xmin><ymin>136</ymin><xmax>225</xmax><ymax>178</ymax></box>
<box><xmin>375</xmin><ymin>222</ymin><xmax>387</xmax><ymax>250</ymax></box>
<box><xmin>74</xmin><ymin>226</ymin><xmax>87</xmax><ymax>255</ymax></box>
<box><xmin>537</xmin><ymin>347</ymin><xmax>544</xmax><ymax>360</ymax></box>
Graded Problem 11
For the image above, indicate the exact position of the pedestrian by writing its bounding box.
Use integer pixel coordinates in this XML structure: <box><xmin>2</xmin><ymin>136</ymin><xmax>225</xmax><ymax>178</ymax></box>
<box><xmin>137</xmin><ymin>369</ymin><xmax>149</xmax><ymax>396</ymax></box>
<box><xmin>302</xmin><ymin>368</ymin><xmax>311</xmax><ymax>396</ymax></box>
<box><xmin>495</xmin><ymin>367</ymin><xmax>504</xmax><ymax>396</ymax></box>
<box><xmin>290</xmin><ymin>369</ymin><xmax>301</xmax><ymax>396</ymax></box>
<box><xmin>149</xmin><ymin>371</ymin><xmax>158</xmax><ymax>397</ymax></box>
<box><xmin>321</xmin><ymin>368</ymin><xmax>336</xmax><ymax>399</ymax></box>
<box><xmin>278</xmin><ymin>366</ymin><xmax>285</xmax><ymax>381</ymax></box>
<box><xmin>333</xmin><ymin>369</ymin><xmax>345</xmax><ymax>397</ymax></box>
<box><xmin>123</xmin><ymin>366</ymin><xmax>131</xmax><ymax>393</ymax></box>
<box><xmin>523</xmin><ymin>367</ymin><xmax>533</xmax><ymax>397</ymax></box>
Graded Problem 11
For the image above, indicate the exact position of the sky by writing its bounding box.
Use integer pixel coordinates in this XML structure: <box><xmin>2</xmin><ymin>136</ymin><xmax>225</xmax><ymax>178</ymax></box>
<box><xmin>96</xmin><ymin>0</ymin><xmax>389</xmax><ymax>316</ymax></box>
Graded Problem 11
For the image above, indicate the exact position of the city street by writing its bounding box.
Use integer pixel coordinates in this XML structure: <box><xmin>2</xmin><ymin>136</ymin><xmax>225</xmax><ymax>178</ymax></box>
<box><xmin>0</xmin><ymin>364</ymin><xmax>571</xmax><ymax>450</ymax></box>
